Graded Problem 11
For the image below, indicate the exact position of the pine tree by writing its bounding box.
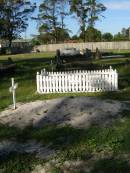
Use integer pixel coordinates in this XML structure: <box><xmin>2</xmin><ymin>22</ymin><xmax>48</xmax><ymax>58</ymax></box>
<box><xmin>39</xmin><ymin>0</ymin><xmax>59</xmax><ymax>43</ymax></box>
<box><xmin>70</xmin><ymin>0</ymin><xmax>106</xmax><ymax>42</ymax></box>
<box><xmin>70</xmin><ymin>0</ymin><xmax>88</xmax><ymax>42</ymax></box>
<box><xmin>87</xmin><ymin>0</ymin><xmax>106</xmax><ymax>28</ymax></box>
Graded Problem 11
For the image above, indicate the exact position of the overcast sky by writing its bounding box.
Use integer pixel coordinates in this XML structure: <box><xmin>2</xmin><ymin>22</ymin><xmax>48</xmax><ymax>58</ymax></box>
<box><xmin>23</xmin><ymin>0</ymin><xmax>130</xmax><ymax>39</ymax></box>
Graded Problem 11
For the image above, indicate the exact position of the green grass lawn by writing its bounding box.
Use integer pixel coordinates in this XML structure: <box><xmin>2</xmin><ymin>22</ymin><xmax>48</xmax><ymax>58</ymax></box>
<box><xmin>1</xmin><ymin>51</ymin><xmax>130</xmax><ymax>172</ymax></box>
<box><xmin>0</xmin><ymin>52</ymin><xmax>55</xmax><ymax>61</ymax></box>
<box><xmin>1</xmin><ymin>51</ymin><xmax>130</xmax><ymax>111</ymax></box>
<box><xmin>0</xmin><ymin>52</ymin><xmax>56</xmax><ymax>110</ymax></box>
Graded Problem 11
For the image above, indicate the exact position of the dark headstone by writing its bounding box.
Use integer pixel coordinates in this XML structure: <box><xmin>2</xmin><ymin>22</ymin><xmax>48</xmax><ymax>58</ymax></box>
<box><xmin>56</xmin><ymin>49</ymin><xmax>61</xmax><ymax>65</ymax></box>
<box><xmin>95</xmin><ymin>48</ymin><xmax>102</xmax><ymax>60</ymax></box>
<box><xmin>84</xmin><ymin>48</ymin><xmax>92</xmax><ymax>58</ymax></box>
<box><xmin>8</xmin><ymin>57</ymin><xmax>13</xmax><ymax>63</ymax></box>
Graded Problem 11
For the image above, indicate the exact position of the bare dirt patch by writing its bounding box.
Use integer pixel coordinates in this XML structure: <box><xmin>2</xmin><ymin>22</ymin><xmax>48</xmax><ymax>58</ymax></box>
<box><xmin>0</xmin><ymin>97</ymin><xmax>128</xmax><ymax>129</ymax></box>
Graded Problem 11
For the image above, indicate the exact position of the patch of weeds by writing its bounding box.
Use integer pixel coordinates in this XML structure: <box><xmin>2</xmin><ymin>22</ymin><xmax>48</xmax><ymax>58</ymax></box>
<box><xmin>91</xmin><ymin>158</ymin><xmax>130</xmax><ymax>173</ymax></box>
<box><xmin>69</xmin><ymin>172</ymin><xmax>82</xmax><ymax>173</ymax></box>
<box><xmin>121</xmin><ymin>109</ymin><xmax>130</xmax><ymax>117</ymax></box>
<box><xmin>15</xmin><ymin>125</ymin><xmax>34</xmax><ymax>142</ymax></box>
<box><xmin>119</xmin><ymin>78</ymin><xmax>130</xmax><ymax>89</ymax></box>
<box><xmin>0</xmin><ymin>124</ymin><xmax>21</xmax><ymax>140</ymax></box>
<box><xmin>50</xmin><ymin>168</ymin><xmax>62</xmax><ymax>173</ymax></box>
<box><xmin>59</xmin><ymin>144</ymin><xmax>92</xmax><ymax>161</ymax></box>
<box><xmin>2</xmin><ymin>116</ymin><xmax>130</xmax><ymax>161</ymax></box>
<box><xmin>29</xmin><ymin>125</ymin><xmax>86</xmax><ymax>148</ymax></box>
<box><xmin>0</xmin><ymin>153</ymin><xmax>43</xmax><ymax>173</ymax></box>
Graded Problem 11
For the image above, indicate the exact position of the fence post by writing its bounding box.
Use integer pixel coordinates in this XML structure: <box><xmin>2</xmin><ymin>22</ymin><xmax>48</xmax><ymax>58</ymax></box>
<box><xmin>115</xmin><ymin>69</ymin><xmax>118</xmax><ymax>91</ymax></box>
<box><xmin>36</xmin><ymin>72</ymin><xmax>40</xmax><ymax>93</ymax></box>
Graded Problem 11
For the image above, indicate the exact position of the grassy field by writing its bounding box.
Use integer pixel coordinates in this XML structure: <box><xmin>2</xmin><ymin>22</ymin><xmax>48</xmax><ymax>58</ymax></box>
<box><xmin>0</xmin><ymin>52</ymin><xmax>56</xmax><ymax>110</ymax></box>
<box><xmin>1</xmin><ymin>51</ymin><xmax>130</xmax><ymax>111</ymax></box>
<box><xmin>1</xmin><ymin>51</ymin><xmax>130</xmax><ymax>172</ymax></box>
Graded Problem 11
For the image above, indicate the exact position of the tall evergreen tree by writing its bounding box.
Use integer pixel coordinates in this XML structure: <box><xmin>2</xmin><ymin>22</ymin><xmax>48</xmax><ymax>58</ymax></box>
<box><xmin>70</xmin><ymin>0</ymin><xmax>106</xmax><ymax>42</ymax></box>
<box><xmin>39</xmin><ymin>0</ymin><xmax>59</xmax><ymax>43</ymax></box>
<box><xmin>38</xmin><ymin>0</ymin><xmax>70</xmax><ymax>43</ymax></box>
<box><xmin>87</xmin><ymin>0</ymin><xmax>106</xmax><ymax>28</ymax></box>
<box><xmin>70</xmin><ymin>0</ymin><xmax>88</xmax><ymax>42</ymax></box>
<box><xmin>58</xmin><ymin>0</ymin><xmax>68</xmax><ymax>30</ymax></box>
<box><xmin>0</xmin><ymin>0</ymin><xmax>36</xmax><ymax>48</ymax></box>
<box><xmin>58</xmin><ymin>0</ymin><xmax>70</xmax><ymax>42</ymax></box>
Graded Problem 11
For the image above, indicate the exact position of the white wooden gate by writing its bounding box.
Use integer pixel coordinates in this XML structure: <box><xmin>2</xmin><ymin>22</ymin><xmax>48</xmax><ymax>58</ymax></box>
<box><xmin>36</xmin><ymin>67</ymin><xmax>118</xmax><ymax>93</ymax></box>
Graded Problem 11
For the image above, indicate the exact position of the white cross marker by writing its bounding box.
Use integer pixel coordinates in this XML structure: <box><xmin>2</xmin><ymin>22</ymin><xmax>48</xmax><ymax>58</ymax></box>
<box><xmin>9</xmin><ymin>78</ymin><xmax>18</xmax><ymax>110</ymax></box>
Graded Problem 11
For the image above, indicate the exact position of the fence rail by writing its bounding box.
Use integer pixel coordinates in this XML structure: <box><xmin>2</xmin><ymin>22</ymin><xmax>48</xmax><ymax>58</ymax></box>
<box><xmin>36</xmin><ymin>67</ymin><xmax>118</xmax><ymax>93</ymax></box>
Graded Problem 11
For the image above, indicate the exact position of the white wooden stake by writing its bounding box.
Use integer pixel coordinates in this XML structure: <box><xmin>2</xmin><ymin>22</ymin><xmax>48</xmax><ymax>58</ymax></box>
<box><xmin>9</xmin><ymin>78</ymin><xmax>18</xmax><ymax>110</ymax></box>
<box><xmin>12</xmin><ymin>79</ymin><xmax>16</xmax><ymax>109</ymax></box>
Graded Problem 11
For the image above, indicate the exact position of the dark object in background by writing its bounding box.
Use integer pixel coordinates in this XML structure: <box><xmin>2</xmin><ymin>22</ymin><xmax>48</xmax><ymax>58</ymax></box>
<box><xmin>60</xmin><ymin>48</ymin><xmax>80</xmax><ymax>56</ymax></box>
<box><xmin>84</xmin><ymin>48</ymin><xmax>93</xmax><ymax>58</ymax></box>
<box><xmin>0</xmin><ymin>57</ymin><xmax>16</xmax><ymax>75</ymax></box>
<box><xmin>55</xmin><ymin>48</ymin><xmax>108</xmax><ymax>71</ymax></box>
<box><xmin>8</xmin><ymin>57</ymin><xmax>13</xmax><ymax>63</ymax></box>
<box><xmin>0</xmin><ymin>46</ymin><xmax>32</xmax><ymax>55</ymax></box>
<box><xmin>55</xmin><ymin>48</ymin><xmax>93</xmax><ymax>65</ymax></box>
<box><xmin>55</xmin><ymin>49</ymin><xmax>61</xmax><ymax>65</ymax></box>
<box><xmin>0</xmin><ymin>47</ymin><xmax>6</xmax><ymax>54</ymax></box>
<box><xmin>95</xmin><ymin>48</ymin><xmax>102</xmax><ymax>60</ymax></box>
<box><xmin>36</xmin><ymin>49</ymin><xmax>40</xmax><ymax>53</ymax></box>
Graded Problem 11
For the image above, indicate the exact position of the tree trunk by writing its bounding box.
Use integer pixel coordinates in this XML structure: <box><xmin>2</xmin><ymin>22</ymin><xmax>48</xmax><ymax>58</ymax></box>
<box><xmin>6</xmin><ymin>39</ymin><xmax>12</xmax><ymax>55</ymax></box>
<box><xmin>8</xmin><ymin>39</ymin><xmax>12</xmax><ymax>49</ymax></box>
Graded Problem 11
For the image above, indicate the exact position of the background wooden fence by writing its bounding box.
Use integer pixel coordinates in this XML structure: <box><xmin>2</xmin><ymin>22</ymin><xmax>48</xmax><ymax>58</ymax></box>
<box><xmin>36</xmin><ymin>67</ymin><xmax>118</xmax><ymax>93</ymax></box>
<box><xmin>34</xmin><ymin>41</ymin><xmax>130</xmax><ymax>52</ymax></box>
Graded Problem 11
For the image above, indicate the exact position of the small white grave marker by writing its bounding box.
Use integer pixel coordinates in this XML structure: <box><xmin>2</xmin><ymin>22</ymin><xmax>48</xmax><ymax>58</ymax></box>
<box><xmin>9</xmin><ymin>78</ymin><xmax>18</xmax><ymax>110</ymax></box>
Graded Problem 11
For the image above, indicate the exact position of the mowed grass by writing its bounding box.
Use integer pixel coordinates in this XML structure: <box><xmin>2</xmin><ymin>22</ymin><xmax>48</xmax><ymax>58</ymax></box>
<box><xmin>0</xmin><ymin>52</ymin><xmax>56</xmax><ymax>110</ymax></box>
<box><xmin>0</xmin><ymin>52</ymin><xmax>55</xmax><ymax>61</ymax></box>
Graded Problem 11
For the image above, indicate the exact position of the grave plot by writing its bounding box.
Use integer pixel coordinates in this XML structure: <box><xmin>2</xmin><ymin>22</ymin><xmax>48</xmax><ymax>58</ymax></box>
<box><xmin>36</xmin><ymin>67</ymin><xmax>118</xmax><ymax>94</ymax></box>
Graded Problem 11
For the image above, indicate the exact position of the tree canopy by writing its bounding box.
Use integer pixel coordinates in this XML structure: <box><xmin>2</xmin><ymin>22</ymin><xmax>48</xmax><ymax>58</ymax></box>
<box><xmin>38</xmin><ymin>0</ymin><xmax>70</xmax><ymax>44</ymax></box>
<box><xmin>0</xmin><ymin>0</ymin><xmax>36</xmax><ymax>48</ymax></box>
<box><xmin>102</xmin><ymin>33</ymin><xmax>113</xmax><ymax>41</ymax></box>
<box><xmin>69</xmin><ymin>0</ymin><xmax>106</xmax><ymax>42</ymax></box>
<box><xmin>0</xmin><ymin>0</ymin><xmax>129</xmax><ymax>46</ymax></box>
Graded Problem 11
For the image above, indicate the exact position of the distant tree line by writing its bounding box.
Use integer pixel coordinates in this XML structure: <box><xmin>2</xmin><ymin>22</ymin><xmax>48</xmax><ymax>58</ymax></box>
<box><xmin>34</xmin><ymin>0</ymin><xmax>106</xmax><ymax>44</ymax></box>
<box><xmin>0</xmin><ymin>0</ymin><xmax>130</xmax><ymax>49</ymax></box>
<box><xmin>32</xmin><ymin>27</ymin><xmax>130</xmax><ymax>46</ymax></box>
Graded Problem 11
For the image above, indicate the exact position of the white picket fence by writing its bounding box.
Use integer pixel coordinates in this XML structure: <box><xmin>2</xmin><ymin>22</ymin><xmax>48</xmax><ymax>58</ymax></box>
<box><xmin>36</xmin><ymin>67</ymin><xmax>118</xmax><ymax>93</ymax></box>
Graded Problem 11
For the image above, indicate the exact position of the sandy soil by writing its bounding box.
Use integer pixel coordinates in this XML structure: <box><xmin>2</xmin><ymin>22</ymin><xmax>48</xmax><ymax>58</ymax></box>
<box><xmin>0</xmin><ymin>97</ymin><xmax>128</xmax><ymax>129</ymax></box>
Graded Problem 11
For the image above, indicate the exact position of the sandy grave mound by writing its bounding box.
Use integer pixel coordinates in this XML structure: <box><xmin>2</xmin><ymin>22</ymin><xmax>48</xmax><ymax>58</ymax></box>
<box><xmin>0</xmin><ymin>97</ymin><xmax>128</xmax><ymax>129</ymax></box>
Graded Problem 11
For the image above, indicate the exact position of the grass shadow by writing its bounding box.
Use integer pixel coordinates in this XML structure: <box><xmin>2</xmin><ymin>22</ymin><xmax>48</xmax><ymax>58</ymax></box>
<box><xmin>0</xmin><ymin>153</ymin><xmax>43</xmax><ymax>173</ymax></box>
<box><xmin>91</xmin><ymin>158</ymin><xmax>130</xmax><ymax>173</ymax></box>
